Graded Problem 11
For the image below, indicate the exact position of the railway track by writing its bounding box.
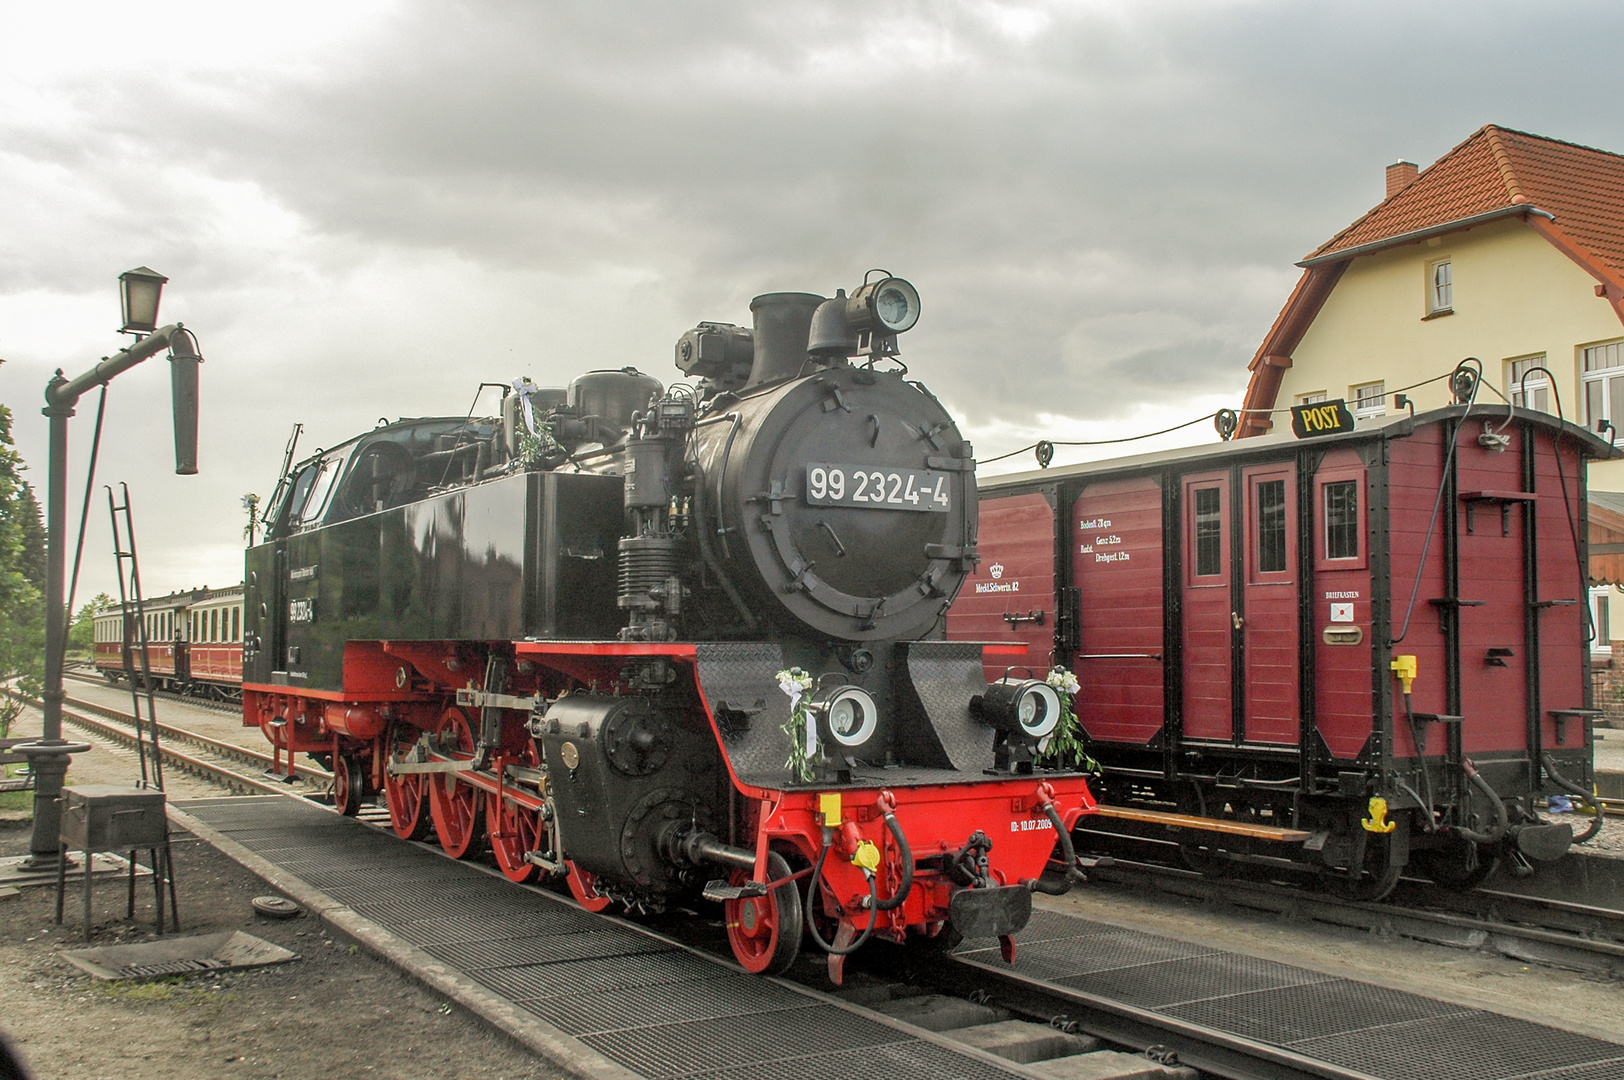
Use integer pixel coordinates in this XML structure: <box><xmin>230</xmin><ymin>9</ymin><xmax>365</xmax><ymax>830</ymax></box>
<box><xmin>7</xmin><ymin>690</ymin><xmax>329</xmax><ymax>799</ymax></box>
<box><xmin>32</xmin><ymin>686</ymin><xmax>1624</xmax><ymax>982</ymax></box>
<box><xmin>59</xmin><ymin>692</ymin><xmax>332</xmax><ymax>788</ymax></box>
<box><xmin>65</xmin><ymin>666</ymin><xmax>241</xmax><ymax>715</ymax></box>
<box><xmin>1078</xmin><ymin>849</ymin><xmax>1624</xmax><ymax>980</ymax></box>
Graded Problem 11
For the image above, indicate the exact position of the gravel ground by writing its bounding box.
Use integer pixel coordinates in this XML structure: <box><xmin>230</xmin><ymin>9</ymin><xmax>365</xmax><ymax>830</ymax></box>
<box><xmin>0</xmin><ymin>823</ymin><xmax>565</xmax><ymax>1080</ymax></box>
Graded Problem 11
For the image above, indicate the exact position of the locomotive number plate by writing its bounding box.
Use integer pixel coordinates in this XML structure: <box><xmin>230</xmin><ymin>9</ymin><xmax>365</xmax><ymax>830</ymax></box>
<box><xmin>804</xmin><ymin>464</ymin><xmax>951</xmax><ymax>512</ymax></box>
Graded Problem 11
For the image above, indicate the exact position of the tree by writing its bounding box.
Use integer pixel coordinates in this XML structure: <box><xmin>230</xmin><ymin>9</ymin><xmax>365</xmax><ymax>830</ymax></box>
<box><xmin>68</xmin><ymin>592</ymin><xmax>114</xmax><ymax>655</ymax></box>
<box><xmin>0</xmin><ymin>393</ymin><xmax>46</xmax><ymax>738</ymax></box>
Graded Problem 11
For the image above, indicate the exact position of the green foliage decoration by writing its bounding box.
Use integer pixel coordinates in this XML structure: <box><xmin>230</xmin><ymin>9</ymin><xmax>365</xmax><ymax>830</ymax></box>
<box><xmin>1040</xmin><ymin>666</ymin><xmax>1100</xmax><ymax>774</ymax></box>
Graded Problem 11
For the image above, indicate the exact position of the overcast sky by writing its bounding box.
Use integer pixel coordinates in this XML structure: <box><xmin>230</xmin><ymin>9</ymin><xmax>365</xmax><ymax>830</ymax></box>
<box><xmin>2</xmin><ymin>0</ymin><xmax>1621</xmax><ymax>605</ymax></box>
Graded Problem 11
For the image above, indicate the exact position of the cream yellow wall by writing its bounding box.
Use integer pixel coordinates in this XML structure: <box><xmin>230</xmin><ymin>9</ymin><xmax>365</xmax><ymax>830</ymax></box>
<box><xmin>1275</xmin><ymin>217</ymin><xmax>1624</xmax><ymax>487</ymax></box>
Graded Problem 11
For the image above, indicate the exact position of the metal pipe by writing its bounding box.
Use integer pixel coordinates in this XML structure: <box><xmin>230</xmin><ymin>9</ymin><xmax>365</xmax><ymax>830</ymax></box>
<box><xmin>27</xmin><ymin>324</ymin><xmax>192</xmax><ymax>867</ymax></box>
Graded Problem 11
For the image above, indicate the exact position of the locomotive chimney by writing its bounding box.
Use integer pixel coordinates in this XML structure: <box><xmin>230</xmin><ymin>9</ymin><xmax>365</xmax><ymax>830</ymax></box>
<box><xmin>746</xmin><ymin>292</ymin><xmax>823</xmax><ymax>389</ymax></box>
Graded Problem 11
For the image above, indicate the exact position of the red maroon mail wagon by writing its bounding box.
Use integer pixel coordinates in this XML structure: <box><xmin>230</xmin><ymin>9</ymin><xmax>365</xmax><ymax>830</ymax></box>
<box><xmin>951</xmin><ymin>404</ymin><xmax>1613</xmax><ymax>898</ymax></box>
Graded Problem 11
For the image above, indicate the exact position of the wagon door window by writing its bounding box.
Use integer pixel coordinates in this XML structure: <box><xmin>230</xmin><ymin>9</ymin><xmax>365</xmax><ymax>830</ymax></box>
<box><xmin>1255</xmin><ymin>480</ymin><xmax>1287</xmax><ymax>574</ymax></box>
<box><xmin>1324</xmin><ymin>481</ymin><xmax>1359</xmax><ymax>560</ymax></box>
<box><xmin>1194</xmin><ymin>488</ymin><xmax>1223</xmax><ymax>577</ymax></box>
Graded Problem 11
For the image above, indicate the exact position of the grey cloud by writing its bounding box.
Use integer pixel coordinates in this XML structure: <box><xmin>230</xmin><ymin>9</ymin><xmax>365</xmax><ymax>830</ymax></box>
<box><xmin>4</xmin><ymin>0</ymin><xmax>1624</xmax><ymax>600</ymax></box>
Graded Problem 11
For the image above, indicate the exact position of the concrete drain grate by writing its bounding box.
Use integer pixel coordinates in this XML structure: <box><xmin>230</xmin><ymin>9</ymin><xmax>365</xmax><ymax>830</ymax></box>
<box><xmin>60</xmin><ymin>931</ymin><xmax>298</xmax><ymax>981</ymax></box>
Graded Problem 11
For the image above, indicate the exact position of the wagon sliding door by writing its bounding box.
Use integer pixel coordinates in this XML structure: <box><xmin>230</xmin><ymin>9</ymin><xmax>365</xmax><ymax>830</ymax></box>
<box><xmin>1240</xmin><ymin>463</ymin><xmax>1299</xmax><ymax>745</ymax></box>
<box><xmin>1181</xmin><ymin>473</ymin><xmax>1232</xmax><ymax>741</ymax></box>
<box><xmin>1071</xmin><ymin>477</ymin><xmax>1164</xmax><ymax>744</ymax></box>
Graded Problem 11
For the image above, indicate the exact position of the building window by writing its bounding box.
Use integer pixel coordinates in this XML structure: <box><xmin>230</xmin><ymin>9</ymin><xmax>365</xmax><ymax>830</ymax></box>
<box><xmin>1193</xmin><ymin>487</ymin><xmax>1223</xmax><ymax>576</ymax></box>
<box><xmin>1325</xmin><ymin>481</ymin><xmax>1359</xmax><ymax>560</ymax></box>
<box><xmin>1591</xmin><ymin>586</ymin><xmax>1613</xmax><ymax>654</ymax></box>
<box><xmin>1583</xmin><ymin>340</ymin><xmax>1624</xmax><ymax>430</ymax></box>
<box><xmin>1429</xmin><ymin>259</ymin><xmax>1453</xmax><ymax>313</ymax></box>
<box><xmin>1297</xmin><ymin>391</ymin><xmax>1327</xmax><ymax>405</ymax></box>
<box><xmin>1508</xmin><ymin>355</ymin><xmax>1549</xmax><ymax>413</ymax></box>
<box><xmin>1352</xmin><ymin>381</ymin><xmax>1386</xmax><ymax>419</ymax></box>
<box><xmin>1255</xmin><ymin>480</ymin><xmax>1288</xmax><ymax>574</ymax></box>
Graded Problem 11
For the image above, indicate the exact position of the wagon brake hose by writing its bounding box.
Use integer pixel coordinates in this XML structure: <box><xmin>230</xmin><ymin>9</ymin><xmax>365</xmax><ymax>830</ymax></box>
<box><xmin>1540</xmin><ymin>753</ymin><xmax>1603</xmax><ymax>844</ymax></box>
<box><xmin>1452</xmin><ymin>760</ymin><xmax>1509</xmax><ymax>845</ymax></box>
<box><xmin>1400</xmin><ymin>694</ymin><xmax>1438</xmax><ymax>829</ymax></box>
<box><xmin>803</xmin><ymin>826</ymin><xmax>879</xmax><ymax>955</ymax></box>
<box><xmin>1025</xmin><ymin>798</ymin><xmax>1086</xmax><ymax>895</ymax></box>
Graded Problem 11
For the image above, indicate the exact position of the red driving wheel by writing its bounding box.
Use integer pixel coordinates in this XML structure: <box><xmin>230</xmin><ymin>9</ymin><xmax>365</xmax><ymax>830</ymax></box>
<box><xmin>724</xmin><ymin>851</ymin><xmax>802</xmax><ymax>975</ymax></box>
<box><xmin>427</xmin><ymin>706</ymin><xmax>485</xmax><ymax>858</ymax></box>
<box><xmin>488</xmin><ymin>741</ymin><xmax>544</xmax><ymax>883</ymax></box>
<box><xmin>332</xmin><ymin>753</ymin><xmax>363</xmax><ymax>816</ymax></box>
<box><xmin>383</xmin><ymin>724</ymin><xmax>432</xmax><ymax>841</ymax></box>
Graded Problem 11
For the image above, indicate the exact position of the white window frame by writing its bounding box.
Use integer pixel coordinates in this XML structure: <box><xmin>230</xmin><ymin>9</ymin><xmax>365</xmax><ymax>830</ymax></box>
<box><xmin>1591</xmin><ymin>585</ymin><xmax>1613</xmax><ymax>655</ymax></box>
<box><xmin>1428</xmin><ymin>259</ymin><xmax>1453</xmax><ymax>314</ymax></box>
<box><xmin>1296</xmin><ymin>391</ymin><xmax>1328</xmax><ymax>406</ymax></box>
<box><xmin>1508</xmin><ymin>355</ymin><xmax>1549</xmax><ymax>413</ymax></box>
<box><xmin>1582</xmin><ymin>339</ymin><xmax>1624</xmax><ymax>431</ymax></box>
<box><xmin>1351</xmin><ymin>381</ymin><xmax>1386</xmax><ymax>419</ymax></box>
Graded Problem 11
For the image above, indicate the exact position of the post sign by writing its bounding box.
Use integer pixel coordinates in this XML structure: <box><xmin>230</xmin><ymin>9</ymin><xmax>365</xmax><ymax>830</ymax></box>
<box><xmin>1290</xmin><ymin>399</ymin><xmax>1357</xmax><ymax>439</ymax></box>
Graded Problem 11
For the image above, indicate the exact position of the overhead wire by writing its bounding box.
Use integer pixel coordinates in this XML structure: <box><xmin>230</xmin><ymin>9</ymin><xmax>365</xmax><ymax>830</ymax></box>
<box><xmin>978</xmin><ymin>367</ymin><xmax>1467</xmax><ymax>469</ymax></box>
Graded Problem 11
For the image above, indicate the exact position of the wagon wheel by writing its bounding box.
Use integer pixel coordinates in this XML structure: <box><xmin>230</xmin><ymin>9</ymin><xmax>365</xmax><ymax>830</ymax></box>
<box><xmin>427</xmin><ymin>707</ymin><xmax>486</xmax><ymax>858</ymax></box>
<box><xmin>487</xmin><ymin>741</ymin><xmax>545</xmax><ymax>884</ymax></box>
<box><xmin>384</xmin><ymin>724</ymin><xmax>433</xmax><ymax>841</ymax></box>
<box><xmin>1323</xmin><ymin>819</ymin><xmax>1408</xmax><ymax>902</ymax></box>
<box><xmin>332</xmin><ymin>753</ymin><xmax>364</xmax><ymax>817</ymax></box>
<box><xmin>724</xmin><ymin>851</ymin><xmax>802</xmax><ymax>975</ymax></box>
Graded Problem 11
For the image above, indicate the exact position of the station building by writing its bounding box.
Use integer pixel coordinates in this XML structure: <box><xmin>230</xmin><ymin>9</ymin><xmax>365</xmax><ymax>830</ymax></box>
<box><xmin>1236</xmin><ymin>125</ymin><xmax>1624</xmax><ymax>709</ymax></box>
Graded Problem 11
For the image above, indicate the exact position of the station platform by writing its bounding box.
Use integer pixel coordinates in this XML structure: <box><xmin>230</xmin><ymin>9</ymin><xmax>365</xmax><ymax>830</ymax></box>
<box><xmin>173</xmin><ymin>796</ymin><xmax>1624</xmax><ymax>1080</ymax></box>
<box><xmin>171</xmin><ymin>797</ymin><xmax>1026</xmax><ymax>1080</ymax></box>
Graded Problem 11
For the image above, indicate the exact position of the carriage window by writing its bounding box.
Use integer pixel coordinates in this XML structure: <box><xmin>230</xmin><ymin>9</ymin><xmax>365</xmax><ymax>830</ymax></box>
<box><xmin>232</xmin><ymin>607</ymin><xmax>240</xmax><ymax>642</ymax></box>
<box><xmin>1256</xmin><ymin>480</ymin><xmax>1287</xmax><ymax>573</ymax></box>
<box><xmin>1194</xmin><ymin>487</ymin><xmax>1223</xmax><ymax>576</ymax></box>
<box><xmin>211</xmin><ymin>609</ymin><xmax>220</xmax><ymax>642</ymax></box>
<box><xmin>1325</xmin><ymin>481</ymin><xmax>1359</xmax><ymax>559</ymax></box>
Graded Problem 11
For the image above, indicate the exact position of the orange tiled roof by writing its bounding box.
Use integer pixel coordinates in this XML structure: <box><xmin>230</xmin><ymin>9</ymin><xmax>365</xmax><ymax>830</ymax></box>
<box><xmin>1310</xmin><ymin>125</ymin><xmax>1624</xmax><ymax>276</ymax></box>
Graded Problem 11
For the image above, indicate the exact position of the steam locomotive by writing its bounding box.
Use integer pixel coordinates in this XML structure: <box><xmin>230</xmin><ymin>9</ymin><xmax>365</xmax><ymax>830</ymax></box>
<box><xmin>242</xmin><ymin>274</ymin><xmax>1097</xmax><ymax>978</ymax></box>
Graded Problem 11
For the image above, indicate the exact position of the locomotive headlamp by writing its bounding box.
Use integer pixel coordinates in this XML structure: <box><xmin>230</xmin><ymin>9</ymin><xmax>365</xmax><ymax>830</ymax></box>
<box><xmin>975</xmin><ymin>678</ymin><xmax>1061</xmax><ymax>740</ymax></box>
<box><xmin>846</xmin><ymin>276</ymin><xmax>920</xmax><ymax>335</ymax></box>
<box><xmin>811</xmin><ymin>685</ymin><xmax>879</xmax><ymax>749</ymax></box>
<box><xmin>119</xmin><ymin>266</ymin><xmax>168</xmax><ymax>335</ymax></box>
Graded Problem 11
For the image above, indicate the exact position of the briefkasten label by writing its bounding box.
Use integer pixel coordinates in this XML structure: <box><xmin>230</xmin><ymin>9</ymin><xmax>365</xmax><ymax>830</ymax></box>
<box><xmin>1290</xmin><ymin>399</ymin><xmax>1356</xmax><ymax>438</ymax></box>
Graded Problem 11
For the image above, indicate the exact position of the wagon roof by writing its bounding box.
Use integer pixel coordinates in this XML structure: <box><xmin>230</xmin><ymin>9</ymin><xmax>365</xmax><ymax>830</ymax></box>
<box><xmin>978</xmin><ymin>403</ymin><xmax>1619</xmax><ymax>490</ymax></box>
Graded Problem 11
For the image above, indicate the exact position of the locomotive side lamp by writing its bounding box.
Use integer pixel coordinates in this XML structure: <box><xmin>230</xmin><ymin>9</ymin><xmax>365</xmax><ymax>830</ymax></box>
<box><xmin>809</xmin><ymin>685</ymin><xmax>880</xmax><ymax>750</ymax></box>
<box><xmin>118</xmin><ymin>266</ymin><xmax>169</xmax><ymax>336</ymax></box>
<box><xmin>973</xmin><ymin>678</ymin><xmax>1062</xmax><ymax>740</ymax></box>
<box><xmin>22</xmin><ymin>269</ymin><xmax>203</xmax><ymax>870</ymax></box>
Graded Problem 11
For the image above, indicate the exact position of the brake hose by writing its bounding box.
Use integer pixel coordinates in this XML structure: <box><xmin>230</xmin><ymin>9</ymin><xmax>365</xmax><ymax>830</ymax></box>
<box><xmin>1026</xmin><ymin>799</ymin><xmax>1085</xmax><ymax>895</ymax></box>
<box><xmin>1452</xmin><ymin>760</ymin><xmax>1509</xmax><ymax>844</ymax></box>
<box><xmin>874</xmin><ymin>809</ymin><xmax>914</xmax><ymax>911</ymax></box>
<box><xmin>804</xmin><ymin>826</ymin><xmax>879</xmax><ymax>955</ymax></box>
<box><xmin>1541</xmin><ymin>753</ymin><xmax>1603</xmax><ymax>844</ymax></box>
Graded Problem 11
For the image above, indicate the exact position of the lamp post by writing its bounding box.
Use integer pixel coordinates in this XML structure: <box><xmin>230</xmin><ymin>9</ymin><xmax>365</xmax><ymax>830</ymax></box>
<box><xmin>18</xmin><ymin>270</ymin><xmax>202</xmax><ymax>869</ymax></box>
